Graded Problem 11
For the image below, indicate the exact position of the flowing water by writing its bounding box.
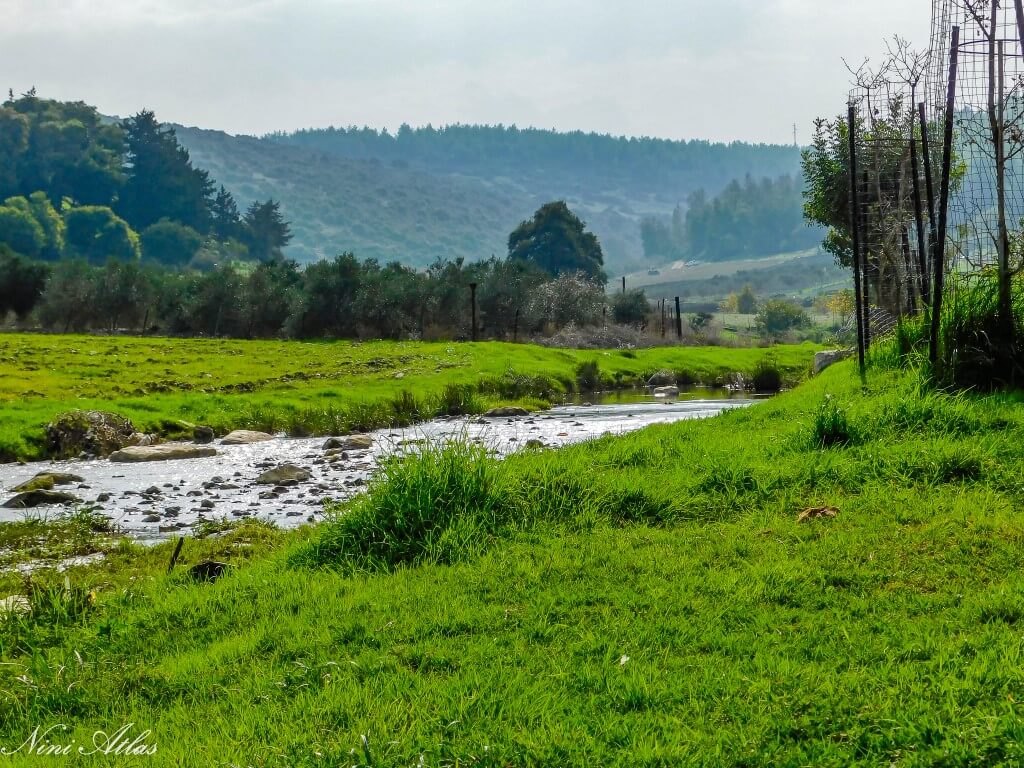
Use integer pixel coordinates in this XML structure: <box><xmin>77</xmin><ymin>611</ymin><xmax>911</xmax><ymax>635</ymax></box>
<box><xmin>0</xmin><ymin>392</ymin><xmax>756</xmax><ymax>543</ymax></box>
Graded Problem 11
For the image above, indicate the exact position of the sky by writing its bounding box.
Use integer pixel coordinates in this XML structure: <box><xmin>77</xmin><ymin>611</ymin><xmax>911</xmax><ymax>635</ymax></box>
<box><xmin>1</xmin><ymin>0</ymin><xmax>929</xmax><ymax>145</ymax></box>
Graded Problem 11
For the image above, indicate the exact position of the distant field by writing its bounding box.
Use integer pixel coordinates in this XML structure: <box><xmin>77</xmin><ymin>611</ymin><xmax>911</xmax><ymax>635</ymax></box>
<box><xmin>624</xmin><ymin>249</ymin><xmax>851</xmax><ymax>304</ymax></box>
<box><xmin>625</xmin><ymin>249</ymin><xmax>822</xmax><ymax>288</ymax></box>
<box><xmin>0</xmin><ymin>335</ymin><xmax>820</xmax><ymax>462</ymax></box>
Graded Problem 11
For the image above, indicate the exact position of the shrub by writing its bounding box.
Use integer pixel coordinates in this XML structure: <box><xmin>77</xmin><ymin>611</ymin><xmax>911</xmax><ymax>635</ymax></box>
<box><xmin>756</xmin><ymin>299</ymin><xmax>810</xmax><ymax>338</ymax></box>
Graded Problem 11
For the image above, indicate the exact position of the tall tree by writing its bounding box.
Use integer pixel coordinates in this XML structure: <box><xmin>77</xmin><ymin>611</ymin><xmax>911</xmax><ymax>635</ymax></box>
<box><xmin>118</xmin><ymin>110</ymin><xmax>215</xmax><ymax>232</ymax></box>
<box><xmin>211</xmin><ymin>185</ymin><xmax>241</xmax><ymax>242</ymax></box>
<box><xmin>508</xmin><ymin>201</ymin><xmax>606</xmax><ymax>283</ymax></box>
<box><xmin>243</xmin><ymin>199</ymin><xmax>292</xmax><ymax>262</ymax></box>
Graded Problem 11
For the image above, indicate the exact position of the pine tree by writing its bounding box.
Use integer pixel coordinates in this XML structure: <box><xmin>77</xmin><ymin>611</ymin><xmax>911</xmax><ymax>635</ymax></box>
<box><xmin>242</xmin><ymin>199</ymin><xmax>292</xmax><ymax>262</ymax></box>
<box><xmin>118</xmin><ymin>110</ymin><xmax>215</xmax><ymax>233</ymax></box>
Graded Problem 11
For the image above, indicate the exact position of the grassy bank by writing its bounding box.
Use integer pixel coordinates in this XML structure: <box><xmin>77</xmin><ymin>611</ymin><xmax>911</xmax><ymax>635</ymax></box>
<box><xmin>0</xmin><ymin>334</ymin><xmax>817</xmax><ymax>461</ymax></box>
<box><xmin>2</xmin><ymin>352</ymin><xmax>1024</xmax><ymax>764</ymax></box>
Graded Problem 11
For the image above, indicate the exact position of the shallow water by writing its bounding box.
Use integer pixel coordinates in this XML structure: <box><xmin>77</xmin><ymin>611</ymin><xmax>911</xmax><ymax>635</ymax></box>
<box><xmin>0</xmin><ymin>394</ymin><xmax>754</xmax><ymax>543</ymax></box>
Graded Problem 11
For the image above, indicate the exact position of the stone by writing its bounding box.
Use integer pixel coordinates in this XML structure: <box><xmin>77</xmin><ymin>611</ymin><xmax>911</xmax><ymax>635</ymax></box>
<box><xmin>653</xmin><ymin>385</ymin><xmax>679</xmax><ymax>397</ymax></box>
<box><xmin>193</xmin><ymin>426</ymin><xmax>215</xmax><ymax>444</ymax></box>
<box><xmin>255</xmin><ymin>464</ymin><xmax>312</xmax><ymax>485</ymax></box>
<box><xmin>2</xmin><ymin>489</ymin><xmax>81</xmax><ymax>508</ymax></box>
<box><xmin>142</xmin><ymin>514</ymin><xmax>162</xmax><ymax>523</ymax></box>
<box><xmin>13</xmin><ymin>471</ymin><xmax>85</xmax><ymax>493</ymax></box>
<box><xmin>0</xmin><ymin>595</ymin><xmax>30</xmax><ymax>617</ymax></box>
<box><xmin>45</xmin><ymin>410</ymin><xmax>136</xmax><ymax>459</ymax></box>
<box><xmin>143</xmin><ymin>486</ymin><xmax>161</xmax><ymax>495</ymax></box>
<box><xmin>12</xmin><ymin>475</ymin><xmax>54</xmax><ymax>492</ymax></box>
<box><xmin>814</xmin><ymin>349</ymin><xmax>854</xmax><ymax>375</ymax></box>
<box><xmin>323</xmin><ymin>435</ymin><xmax>373</xmax><ymax>451</ymax></box>
<box><xmin>108</xmin><ymin>445</ymin><xmax>218</xmax><ymax>463</ymax></box>
<box><xmin>201</xmin><ymin>500</ymin><xmax>216</xmax><ymax>509</ymax></box>
<box><xmin>647</xmin><ymin>369</ymin><xmax>677</xmax><ymax>387</ymax></box>
<box><xmin>483</xmin><ymin>407</ymin><xmax>530</xmax><ymax>418</ymax></box>
<box><xmin>525</xmin><ymin>439</ymin><xmax>547</xmax><ymax>449</ymax></box>
<box><xmin>220</xmin><ymin>430</ymin><xmax>274</xmax><ymax>445</ymax></box>
<box><xmin>96</xmin><ymin>493</ymin><xmax>111</xmax><ymax>503</ymax></box>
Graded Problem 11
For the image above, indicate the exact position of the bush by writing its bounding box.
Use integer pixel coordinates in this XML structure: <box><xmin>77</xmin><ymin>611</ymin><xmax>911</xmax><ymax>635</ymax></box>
<box><xmin>756</xmin><ymin>299</ymin><xmax>810</xmax><ymax>338</ymax></box>
<box><xmin>611</xmin><ymin>289</ymin><xmax>650</xmax><ymax>327</ymax></box>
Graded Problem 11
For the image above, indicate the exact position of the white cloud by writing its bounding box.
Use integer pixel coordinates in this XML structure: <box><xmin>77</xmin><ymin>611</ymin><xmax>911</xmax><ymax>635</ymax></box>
<box><xmin>1</xmin><ymin>0</ymin><xmax>928</xmax><ymax>143</ymax></box>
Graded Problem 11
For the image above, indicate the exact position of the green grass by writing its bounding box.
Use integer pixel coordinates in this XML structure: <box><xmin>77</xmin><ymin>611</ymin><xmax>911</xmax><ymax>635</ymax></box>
<box><xmin>0</xmin><ymin>334</ymin><xmax>818</xmax><ymax>461</ymax></box>
<box><xmin>2</xmin><ymin>350</ymin><xmax>1024</xmax><ymax>764</ymax></box>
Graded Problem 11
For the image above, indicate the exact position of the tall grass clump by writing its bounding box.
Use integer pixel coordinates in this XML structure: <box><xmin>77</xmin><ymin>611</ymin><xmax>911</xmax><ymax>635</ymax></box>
<box><xmin>479</xmin><ymin>369</ymin><xmax>561</xmax><ymax>401</ymax></box>
<box><xmin>575</xmin><ymin>360</ymin><xmax>602</xmax><ymax>392</ymax></box>
<box><xmin>291</xmin><ymin>442</ymin><xmax>519</xmax><ymax>571</ymax></box>
<box><xmin>433</xmin><ymin>383</ymin><xmax>483</xmax><ymax>417</ymax></box>
<box><xmin>812</xmin><ymin>395</ymin><xmax>858</xmax><ymax>448</ymax></box>
<box><xmin>750</xmin><ymin>355</ymin><xmax>782</xmax><ymax>393</ymax></box>
<box><xmin>937</xmin><ymin>274</ymin><xmax>1024</xmax><ymax>391</ymax></box>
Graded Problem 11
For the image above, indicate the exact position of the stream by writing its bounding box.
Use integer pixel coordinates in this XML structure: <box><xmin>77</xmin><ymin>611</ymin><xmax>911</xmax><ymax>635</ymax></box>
<box><xmin>0</xmin><ymin>391</ymin><xmax>756</xmax><ymax>543</ymax></box>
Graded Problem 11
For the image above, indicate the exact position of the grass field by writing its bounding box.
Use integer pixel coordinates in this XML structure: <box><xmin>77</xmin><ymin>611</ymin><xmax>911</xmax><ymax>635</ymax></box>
<box><xmin>0</xmin><ymin>334</ymin><xmax>819</xmax><ymax>462</ymax></box>
<box><xmin>2</xmin><ymin>345</ymin><xmax>1024</xmax><ymax>764</ymax></box>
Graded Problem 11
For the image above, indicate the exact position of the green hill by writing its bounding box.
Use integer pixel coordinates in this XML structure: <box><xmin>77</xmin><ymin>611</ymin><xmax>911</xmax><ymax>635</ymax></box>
<box><xmin>176</xmin><ymin>124</ymin><xmax>804</xmax><ymax>274</ymax></box>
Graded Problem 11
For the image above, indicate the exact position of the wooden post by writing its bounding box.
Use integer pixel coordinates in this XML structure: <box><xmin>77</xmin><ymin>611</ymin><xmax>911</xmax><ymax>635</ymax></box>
<box><xmin>909</xmin><ymin>128</ymin><xmax>930</xmax><ymax>307</ymax></box>
<box><xmin>167</xmin><ymin>536</ymin><xmax>185</xmax><ymax>573</ymax></box>
<box><xmin>901</xmin><ymin>225</ymin><xmax>916</xmax><ymax>314</ymax></box>
<box><xmin>931</xmin><ymin>25</ymin><xmax>960</xmax><ymax>371</ymax></box>
<box><xmin>513</xmin><ymin>307</ymin><xmax>519</xmax><ymax>343</ymax></box>
<box><xmin>660</xmin><ymin>299</ymin><xmax>666</xmax><ymax>338</ymax></box>
<box><xmin>469</xmin><ymin>282</ymin><xmax>478</xmax><ymax>342</ymax></box>
<box><xmin>847</xmin><ymin>103</ymin><xmax>866</xmax><ymax>373</ymax></box>
<box><xmin>918</xmin><ymin>102</ymin><xmax>939</xmax><ymax>301</ymax></box>
<box><xmin>860</xmin><ymin>170</ymin><xmax>872</xmax><ymax>349</ymax></box>
<box><xmin>621</xmin><ymin>276</ymin><xmax>626</xmax><ymax>293</ymax></box>
<box><xmin>1015</xmin><ymin>0</ymin><xmax>1024</xmax><ymax>57</ymax></box>
<box><xmin>674</xmin><ymin>297</ymin><xmax>683</xmax><ymax>339</ymax></box>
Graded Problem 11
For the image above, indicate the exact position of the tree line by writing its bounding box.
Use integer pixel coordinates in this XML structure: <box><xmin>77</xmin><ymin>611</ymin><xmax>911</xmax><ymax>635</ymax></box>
<box><xmin>0</xmin><ymin>194</ymin><xmax>651</xmax><ymax>339</ymax></box>
<box><xmin>0</xmin><ymin>250</ymin><xmax>650</xmax><ymax>339</ymax></box>
<box><xmin>0</xmin><ymin>91</ymin><xmax>291</xmax><ymax>269</ymax></box>
<box><xmin>269</xmin><ymin>123</ymin><xmax>803</xmax><ymax>205</ymax></box>
<box><xmin>640</xmin><ymin>174</ymin><xmax>824</xmax><ymax>264</ymax></box>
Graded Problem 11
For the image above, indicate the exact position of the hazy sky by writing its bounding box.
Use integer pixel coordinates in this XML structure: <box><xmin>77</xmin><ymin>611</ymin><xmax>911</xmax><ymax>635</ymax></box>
<box><xmin>2</xmin><ymin>0</ymin><xmax>928</xmax><ymax>144</ymax></box>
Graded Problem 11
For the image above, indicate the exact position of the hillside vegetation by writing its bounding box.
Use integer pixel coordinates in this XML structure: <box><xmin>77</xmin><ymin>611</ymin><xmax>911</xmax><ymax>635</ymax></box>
<box><xmin>181</xmin><ymin>124</ymin><xmax>805</xmax><ymax>273</ymax></box>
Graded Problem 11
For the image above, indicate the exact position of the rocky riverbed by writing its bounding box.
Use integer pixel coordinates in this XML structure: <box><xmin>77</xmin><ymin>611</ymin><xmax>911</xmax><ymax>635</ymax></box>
<box><xmin>0</xmin><ymin>396</ymin><xmax>753</xmax><ymax>542</ymax></box>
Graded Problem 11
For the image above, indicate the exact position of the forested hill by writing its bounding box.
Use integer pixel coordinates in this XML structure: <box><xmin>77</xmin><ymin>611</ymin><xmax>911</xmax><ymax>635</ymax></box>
<box><xmin>269</xmin><ymin>125</ymin><xmax>802</xmax><ymax>206</ymax></box>
<box><xmin>177</xmin><ymin>124</ymin><xmax>804</xmax><ymax>274</ymax></box>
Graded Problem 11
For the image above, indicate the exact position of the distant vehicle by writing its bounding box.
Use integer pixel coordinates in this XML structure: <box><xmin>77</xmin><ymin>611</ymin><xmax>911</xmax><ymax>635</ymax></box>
<box><xmin>647</xmin><ymin>269</ymin><xmax>660</xmax><ymax>276</ymax></box>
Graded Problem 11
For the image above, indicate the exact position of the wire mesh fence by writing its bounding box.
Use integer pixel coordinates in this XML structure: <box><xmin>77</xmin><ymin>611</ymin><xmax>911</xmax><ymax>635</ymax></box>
<box><xmin>842</xmin><ymin>0</ymin><xmax>1024</xmax><ymax>371</ymax></box>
